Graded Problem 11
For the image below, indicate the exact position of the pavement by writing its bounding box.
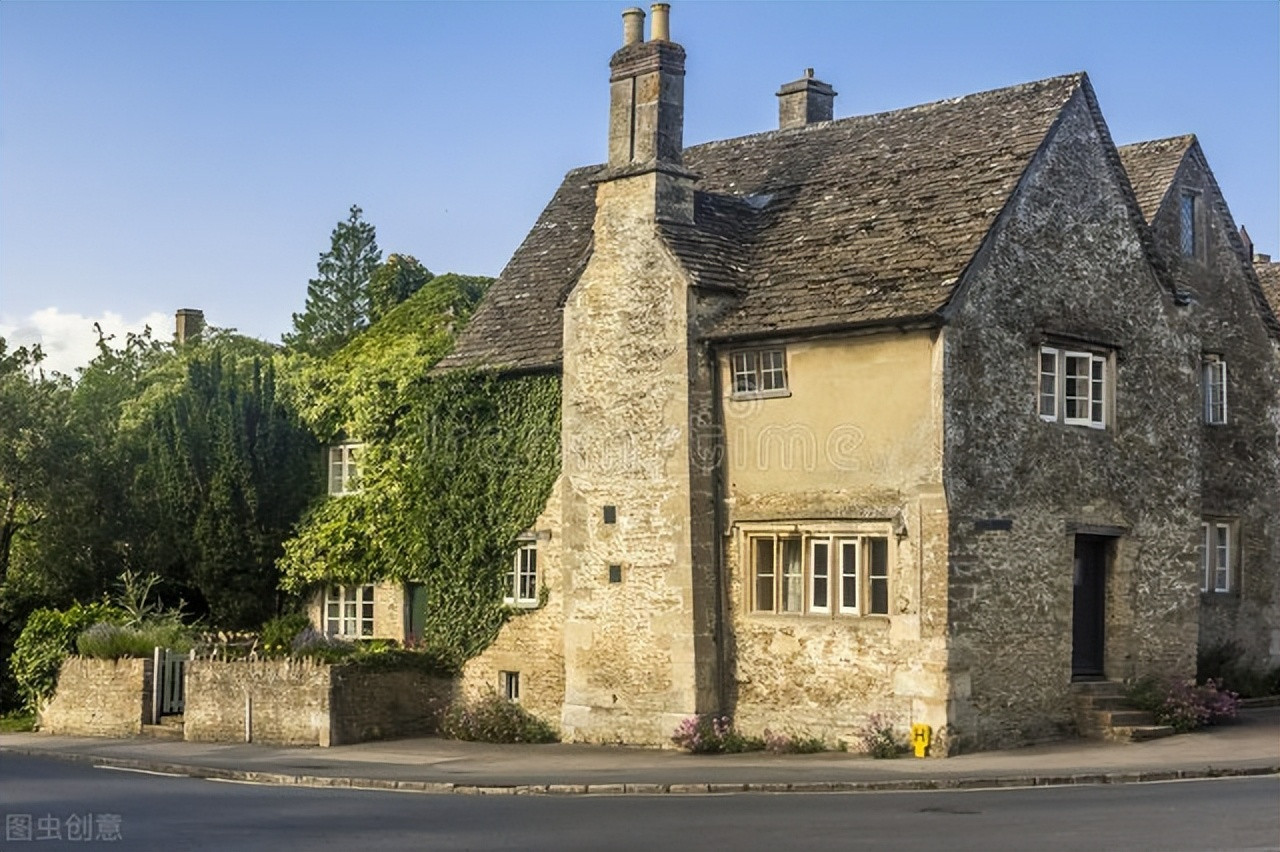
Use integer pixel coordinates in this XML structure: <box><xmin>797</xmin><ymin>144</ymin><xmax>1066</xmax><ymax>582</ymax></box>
<box><xmin>2</xmin><ymin>706</ymin><xmax>1277</xmax><ymax>796</ymax></box>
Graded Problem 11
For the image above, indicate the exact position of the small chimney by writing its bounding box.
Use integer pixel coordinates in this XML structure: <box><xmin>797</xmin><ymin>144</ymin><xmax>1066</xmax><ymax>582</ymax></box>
<box><xmin>650</xmin><ymin>2</ymin><xmax>670</xmax><ymax>41</ymax></box>
<box><xmin>1239</xmin><ymin>225</ymin><xmax>1254</xmax><ymax>259</ymax></box>
<box><xmin>175</xmin><ymin>308</ymin><xmax>204</xmax><ymax>346</ymax></box>
<box><xmin>776</xmin><ymin>68</ymin><xmax>836</xmax><ymax>130</ymax></box>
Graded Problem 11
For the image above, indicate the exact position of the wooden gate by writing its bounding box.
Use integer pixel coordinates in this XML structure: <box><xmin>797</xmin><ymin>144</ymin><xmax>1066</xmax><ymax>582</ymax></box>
<box><xmin>153</xmin><ymin>647</ymin><xmax>189</xmax><ymax>718</ymax></box>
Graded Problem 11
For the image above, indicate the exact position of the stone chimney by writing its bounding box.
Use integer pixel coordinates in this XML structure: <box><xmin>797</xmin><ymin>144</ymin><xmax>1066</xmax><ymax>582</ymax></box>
<box><xmin>1239</xmin><ymin>226</ymin><xmax>1254</xmax><ymax>260</ymax></box>
<box><xmin>175</xmin><ymin>308</ymin><xmax>204</xmax><ymax>346</ymax></box>
<box><xmin>608</xmin><ymin>4</ymin><xmax>687</xmax><ymax>169</ymax></box>
<box><xmin>777</xmin><ymin>68</ymin><xmax>836</xmax><ymax>130</ymax></box>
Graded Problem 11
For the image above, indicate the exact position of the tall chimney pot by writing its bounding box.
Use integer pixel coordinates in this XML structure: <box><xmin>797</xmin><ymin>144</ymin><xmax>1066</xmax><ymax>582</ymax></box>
<box><xmin>650</xmin><ymin>3</ymin><xmax>670</xmax><ymax>41</ymax></box>
<box><xmin>622</xmin><ymin>7</ymin><xmax>645</xmax><ymax>46</ymax></box>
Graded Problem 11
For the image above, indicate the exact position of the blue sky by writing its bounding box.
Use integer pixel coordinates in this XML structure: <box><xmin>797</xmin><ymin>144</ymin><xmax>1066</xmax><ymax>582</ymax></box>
<box><xmin>2</xmin><ymin>1</ymin><xmax>1277</xmax><ymax>374</ymax></box>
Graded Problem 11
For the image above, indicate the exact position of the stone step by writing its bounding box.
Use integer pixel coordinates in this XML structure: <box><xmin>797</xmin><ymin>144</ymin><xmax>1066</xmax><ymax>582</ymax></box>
<box><xmin>140</xmin><ymin>723</ymin><xmax>183</xmax><ymax>741</ymax></box>
<box><xmin>158</xmin><ymin>714</ymin><xmax>185</xmax><ymax>728</ymax></box>
<box><xmin>1069</xmin><ymin>679</ymin><xmax>1126</xmax><ymax>697</ymax></box>
<box><xmin>1096</xmin><ymin>709</ymin><xmax>1155</xmax><ymax>727</ymax></box>
<box><xmin>1128</xmin><ymin>725</ymin><xmax>1176</xmax><ymax>742</ymax></box>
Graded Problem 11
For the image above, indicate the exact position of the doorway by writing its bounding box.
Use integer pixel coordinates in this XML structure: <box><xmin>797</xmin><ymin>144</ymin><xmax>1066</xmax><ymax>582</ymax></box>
<box><xmin>1071</xmin><ymin>536</ymin><xmax>1108</xmax><ymax>679</ymax></box>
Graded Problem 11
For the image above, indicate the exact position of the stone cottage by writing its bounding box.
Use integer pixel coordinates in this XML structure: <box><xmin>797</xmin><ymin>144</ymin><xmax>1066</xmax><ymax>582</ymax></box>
<box><xmin>316</xmin><ymin>5</ymin><xmax>1280</xmax><ymax>752</ymax></box>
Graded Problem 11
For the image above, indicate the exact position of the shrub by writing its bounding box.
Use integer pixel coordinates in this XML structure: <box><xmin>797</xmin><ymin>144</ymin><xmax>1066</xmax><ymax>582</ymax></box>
<box><xmin>260</xmin><ymin>612</ymin><xmax>313</xmax><ymax>657</ymax></box>
<box><xmin>75</xmin><ymin>621</ymin><xmax>192</xmax><ymax>660</ymax></box>
<box><xmin>439</xmin><ymin>693</ymin><xmax>558</xmax><ymax>744</ymax></box>
<box><xmin>1197</xmin><ymin>641</ymin><xmax>1280</xmax><ymax>699</ymax></box>
<box><xmin>860</xmin><ymin>714</ymin><xmax>907</xmax><ymax>759</ymax></box>
<box><xmin>10</xmin><ymin>603</ymin><xmax>123</xmax><ymax>711</ymax></box>
<box><xmin>762</xmin><ymin>729</ymin><xmax>828</xmax><ymax>754</ymax></box>
<box><xmin>1126</xmin><ymin>675</ymin><xmax>1240</xmax><ymax>733</ymax></box>
<box><xmin>670</xmin><ymin>714</ymin><xmax>764</xmax><ymax>754</ymax></box>
<box><xmin>289</xmin><ymin>627</ymin><xmax>356</xmax><ymax>662</ymax></box>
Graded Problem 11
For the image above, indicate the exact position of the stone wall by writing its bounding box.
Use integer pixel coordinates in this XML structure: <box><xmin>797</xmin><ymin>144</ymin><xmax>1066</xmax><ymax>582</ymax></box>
<box><xmin>185</xmin><ymin>659</ymin><xmax>451</xmax><ymax>746</ymax></box>
<box><xmin>38</xmin><ymin>657</ymin><xmax>150</xmax><ymax>737</ymax></box>
<box><xmin>460</xmin><ymin>478</ymin><xmax>566</xmax><ymax>727</ymax></box>
<box><xmin>943</xmin><ymin>89</ymin><xmax>1200</xmax><ymax>751</ymax></box>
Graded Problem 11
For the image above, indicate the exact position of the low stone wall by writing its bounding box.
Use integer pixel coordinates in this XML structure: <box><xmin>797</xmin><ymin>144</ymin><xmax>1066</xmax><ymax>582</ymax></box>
<box><xmin>184</xmin><ymin>658</ymin><xmax>453</xmax><ymax>747</ymax></box>
<box><xmin>38</xmin><ymin>657</ymin><xmax>151</xmax><ymax>737</ymax></box>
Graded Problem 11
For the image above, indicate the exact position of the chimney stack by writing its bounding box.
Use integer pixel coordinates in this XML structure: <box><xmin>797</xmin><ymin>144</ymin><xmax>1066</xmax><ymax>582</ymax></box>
<box><xmin>607</xmin><ymin>4</ymin><xmax>687</xmax><ymax>170</ymax></box>
<box><xmin>776</xmin><ymin>68</ymin><xmax>836</xmax><ymax>130</ymax></box>
<box><xmin>175</xmin><ymin>308</ymin><xmax>204</xmax><ymax>346</ymax></box>
<box><xmin>1239</xmin><ymin>225</ymin><xmax>1254</xmax><ymax>260</ymax></box>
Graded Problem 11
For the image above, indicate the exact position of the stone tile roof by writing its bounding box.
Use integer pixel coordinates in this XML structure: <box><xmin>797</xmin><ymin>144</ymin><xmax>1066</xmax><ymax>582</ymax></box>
<box><xmin>443</xmin><ymin>73</ymin><xmax>1087</xmax><ymax>370</ymax></box>
<box><xmin>1116</xmin><ymin>135</ymin><xmax>1195</xmax><ymax>222</ymax></box>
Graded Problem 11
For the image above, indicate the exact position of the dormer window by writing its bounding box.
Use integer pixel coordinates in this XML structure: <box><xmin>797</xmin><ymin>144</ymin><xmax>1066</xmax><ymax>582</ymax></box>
<box><xmin>328</xmin><ymin>442</ymin><xmax>363</xmax><ymax>496</ymax></box>
<box><xmin>1180</xmin><ymin>192</ymin><xmax>1199</xmax><ymax>258</ymax></box>
<box><xmin>731</xmin><ymin>348</ymin><xmax>789</xmax><ymax>399</ymax></box>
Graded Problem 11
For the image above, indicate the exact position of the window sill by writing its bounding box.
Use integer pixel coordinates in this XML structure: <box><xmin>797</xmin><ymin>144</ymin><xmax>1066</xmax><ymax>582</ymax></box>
<box><xmin>505</xmin><ymin>599</ymin><xmax>541</xmax><ymax>610</ymax></box>
<box><xmin>731</xmin><ymin>389</ymin><xmax>792</xmax><ymax>401</ymax></box>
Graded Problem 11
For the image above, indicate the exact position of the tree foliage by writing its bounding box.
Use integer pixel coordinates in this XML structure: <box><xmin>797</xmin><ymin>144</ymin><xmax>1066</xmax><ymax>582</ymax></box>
<box><xmin>368</xmin><ymin>253</ymin><xmax>434</xmax><ymax>325</ymax></box>
<box><xmin>284</xmin><ymin>205</ymin><xmax>383</xmax><ymax>357</ymax></box>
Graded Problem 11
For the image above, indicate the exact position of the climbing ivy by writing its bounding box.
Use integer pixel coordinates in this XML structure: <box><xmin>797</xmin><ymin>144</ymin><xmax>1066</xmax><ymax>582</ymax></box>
<box><xmin>279</xmin><ymin>273</ymin><xmax>561</xmax><ymax>661</ymax></box>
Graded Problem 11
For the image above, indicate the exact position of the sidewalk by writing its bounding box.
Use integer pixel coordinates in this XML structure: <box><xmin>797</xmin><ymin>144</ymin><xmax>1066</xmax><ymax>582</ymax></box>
<box><xmin>2</xmin><ymin>706</ymin><xmax>1277</xmax><ymax>796</ymax></box>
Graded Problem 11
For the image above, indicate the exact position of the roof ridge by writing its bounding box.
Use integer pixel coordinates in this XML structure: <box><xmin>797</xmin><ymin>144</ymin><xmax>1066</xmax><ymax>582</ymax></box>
<box><xmin>1117</xmin><ymin>134</ymin><xmax>1197</xmax><ymax>152</ymax></box>
<box><xmin>685</xmin><ymin>72</ymin><xmax>1086</xmax><ymax>158</ymax></box>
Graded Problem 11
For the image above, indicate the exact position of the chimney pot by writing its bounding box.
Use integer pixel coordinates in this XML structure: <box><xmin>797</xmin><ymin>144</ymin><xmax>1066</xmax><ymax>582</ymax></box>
<box><xmin>175</xmin><ymin>308</ymin><xmax>205</xmax><ymax>346</ymax></box>
<box><xmin>622</xmin><ymin>7</ymin><xmax>645</xmax><ymax>46</ymax></box>
<box><xmin>650</xmin><ymin>3</ymin><xmax>670</xmax><ymax>41</ymax></box>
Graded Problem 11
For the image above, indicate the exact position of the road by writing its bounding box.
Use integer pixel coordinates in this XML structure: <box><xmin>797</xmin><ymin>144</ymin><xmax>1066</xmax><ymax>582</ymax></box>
<box><xmin>1</xmin><ymin>754</ymin><xmax>1276</xmax><ymax>851</ymax></box>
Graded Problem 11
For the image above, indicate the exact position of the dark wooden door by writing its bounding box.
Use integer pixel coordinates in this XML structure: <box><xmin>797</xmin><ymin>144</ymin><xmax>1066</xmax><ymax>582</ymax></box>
<box><xmin>1072</xmin><ymin>536</ymin><xmax>1107</xmax><ymax>678</ymax></box>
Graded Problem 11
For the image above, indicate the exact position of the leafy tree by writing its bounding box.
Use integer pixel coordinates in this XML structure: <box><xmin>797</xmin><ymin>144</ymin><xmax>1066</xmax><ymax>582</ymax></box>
<box><xmin>284</xmin><ymin>205</ymin><xmax>382</xmax><ymax>357</ymax></box>
<box><xmin>368</xmin><ymin>253</ymin><xmax>434</xmax><ymax>325</ymax></box>
<box><xmin>128</xmin><ymin>332</ymin><xmax>319</xmax><ymax>629</ymax></box>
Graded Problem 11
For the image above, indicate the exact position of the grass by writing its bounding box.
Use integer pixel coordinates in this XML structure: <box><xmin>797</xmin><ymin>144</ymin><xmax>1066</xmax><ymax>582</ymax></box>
<box><xmin>0</xmin><ymin>711</ymin><xmax>36</xmax><ymax>732</ymax></box>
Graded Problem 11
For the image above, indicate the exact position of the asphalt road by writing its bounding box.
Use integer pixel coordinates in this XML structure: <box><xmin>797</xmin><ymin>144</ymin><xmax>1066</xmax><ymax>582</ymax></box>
<box><xmin>1</xmin><ymin>754</ymin><xmax>1276</xmax><ymax>851</ymax></box>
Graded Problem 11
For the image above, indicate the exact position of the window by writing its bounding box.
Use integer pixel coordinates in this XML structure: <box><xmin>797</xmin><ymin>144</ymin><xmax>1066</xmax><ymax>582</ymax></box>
<box><xmin>1038</xmin><ymin>346</ymin><xmax>1109</xmax><ymax>429</ymax></box>
<box><xmin>500</xmin><ymin>671</ymin><xmax>521</xmax><ymax>702</ymax></box>
<box><xmin>731</xmin><ymin>349</ymin><xmax>788</xmax><ymax>398</ymax></box>
<box><xmin>1202</xmin><ymin>356</ymin><xmax>1227</xmax><ymax>425</ymax></box>
<box><xmin>328</xmin><ymin>442</ymin><xmax>363</xmax><ymax>495</ymax></box>
<box><xmin>324</xmin><ymin>585</ymin><xmax>374</xmax><ymax>638</ymax></box>
<box><xmin>505</xmin><ymin>541</ymin><xmax>539</xmax><ymax>606</ymax></box>
<box><xmin>1199</xmin><ymin>522</ymin><xmax>1233</xmax><ymax>593</ymax></box>
<box><xmin>1180</xmin><ymin>192</ymin><xmax>1198</xmax><ymax>258</ymax></box>
<box><xmin>749</xmin><ymin>531</ymin><xmax>890</xmax><ymax>616</ymax></box>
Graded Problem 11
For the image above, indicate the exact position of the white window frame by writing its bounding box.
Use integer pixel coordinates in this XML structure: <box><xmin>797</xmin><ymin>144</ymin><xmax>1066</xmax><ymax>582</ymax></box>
<box><xmin>730</xmin><ymin>348</ymin><xmax>789</xmax><ymax>399</ymax></box>
<box><xmin>1038</xmin><ymin>345</ymin><xmax>1110</xmax><ymax>429</ymax></box>
<box><xmin>500</xmin><ymin>671</ymin><xmax>521</xmax><ymax>702</ymax></box>
<box><xmin>505</xmin><ymin>541</ymin><xmax>539</xmax><ymax>607</ymax></box>
<box><xmin>328</xmin><ymin>442</ymin><xmax>364</xmax><ymax>496</ymax></box>
<box><xmin>1202</xmin><ymin>356</ymin><xmax>1227</xmax><ymax>425</ymax></box>
<box><xmin>748</xmin><ymin>530</ymin><xmax>890</xmax><ymax>617</ymax></box>
<box><xmin>1200</xmin><ymin>522</ymin><xmax>1233</xmax><ymax>593</ymax></box>
<box><xmin>324</xmin><ymin>584</ymin><xmax>374</xmax><ymax>638</ymax></box>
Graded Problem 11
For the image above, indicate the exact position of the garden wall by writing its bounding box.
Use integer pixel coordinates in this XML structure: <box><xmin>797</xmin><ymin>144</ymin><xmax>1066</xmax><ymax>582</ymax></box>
<box><xmin>184</xmin><ymin>659</ymin><xmax>453</xmax><ymax>746</ymax></box>
<box><xmin>38</xmin><ymin>657</ymin><xmax>151</xmax><ymax>737</ymax></box>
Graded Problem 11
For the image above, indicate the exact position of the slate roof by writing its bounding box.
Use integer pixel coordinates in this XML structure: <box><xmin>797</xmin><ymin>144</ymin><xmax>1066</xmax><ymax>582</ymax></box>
<box><xmin>1116</xmin><ymin>135</ymin><xmax>1196</xmax><ymax>222</ymax></box>
<box><xmin>442</xmin><ymin>73</ymin><xmax>1088</xmax><ymax>371</ymax></box>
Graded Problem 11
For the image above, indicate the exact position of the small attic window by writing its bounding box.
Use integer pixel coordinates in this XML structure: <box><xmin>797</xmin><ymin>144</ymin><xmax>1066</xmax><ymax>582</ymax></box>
<box><xmin>1180</xmin><ymin>192</ymin><xmax>1199</xmax><ymax>258</ymax></box>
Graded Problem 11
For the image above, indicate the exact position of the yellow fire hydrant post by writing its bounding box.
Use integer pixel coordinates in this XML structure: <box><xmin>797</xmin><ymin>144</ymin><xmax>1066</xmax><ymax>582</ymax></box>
<box><xmin>911</xmin><ymin>723</ymin><xmax>931</xmax><ymax>758</ymax></box>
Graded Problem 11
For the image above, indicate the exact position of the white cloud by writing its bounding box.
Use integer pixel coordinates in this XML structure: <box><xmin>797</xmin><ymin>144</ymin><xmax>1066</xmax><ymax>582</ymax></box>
<box><xmin>0</xmin><ymin>307</ymin><xmax>172</xmax><ymax>378</ymax></box>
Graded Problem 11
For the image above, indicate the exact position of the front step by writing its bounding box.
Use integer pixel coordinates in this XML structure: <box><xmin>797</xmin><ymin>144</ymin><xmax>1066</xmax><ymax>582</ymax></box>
<box><xmin>140</xmin><ymin>723</ymin><xmax>183</xmax><ymax>740</ymax></box>
<box><xmin>1070</xmin><ymin>681</ymin><xmax>1170</xmax><ymax>742</ymax></box>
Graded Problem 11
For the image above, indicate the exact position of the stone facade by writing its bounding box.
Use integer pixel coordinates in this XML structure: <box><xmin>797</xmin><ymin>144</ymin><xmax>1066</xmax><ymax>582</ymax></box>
<box><xmin>305</xmin><ymin>582</ymin><xmax>409</xmax><ymax>643</ymax></box>
<box><xmin>38</xmin><ymin>657</ymin><xmax>151</xmax><ymax>737</ymax></box>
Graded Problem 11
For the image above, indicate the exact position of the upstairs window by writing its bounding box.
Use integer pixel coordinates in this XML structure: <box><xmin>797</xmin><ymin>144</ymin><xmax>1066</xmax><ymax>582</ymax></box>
<box><xmin>731</xmin><ymin>348</ymin><xmax>789</xmax><ymax>398</ymax></box>
<box><xmin>749</xmin><ymin>531</ymin><xmax>890</xmax><ymax>617</ymax></box>
<box><xmin>328</xmin><ymin>442</ymin><xmax>363</xmax><ymax>496</ymax></box>
<box><xmin>1038</xmin><ymin>346</ymin><xmax>1109</xmax><ymax>429</ymax></box>
<box><xmin>1180</xmin><ymin>192</ymin><xmax>1198</xmax><ymax>258</ymax></box>
<box><xmin>1199</xmin><ymin>521</ymin><xmax>1233</xmax><ymax>593</ymax></box>
<box><xmin>1202</xmin><ymin>356</ymin><xmax>1227</xmax><ymax>425</ymax></box>
<box><xmin>505</xmin><ymin>541</ymin><xmax>539</xmax><ymax>606</ymax></box>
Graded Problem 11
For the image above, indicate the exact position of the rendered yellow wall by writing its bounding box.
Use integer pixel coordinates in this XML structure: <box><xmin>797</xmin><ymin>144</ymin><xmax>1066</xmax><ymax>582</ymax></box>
<box><xmin>722</xmin><ymin>330</ymin><xmax>954</xmax><ymax>751</ymax></box>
